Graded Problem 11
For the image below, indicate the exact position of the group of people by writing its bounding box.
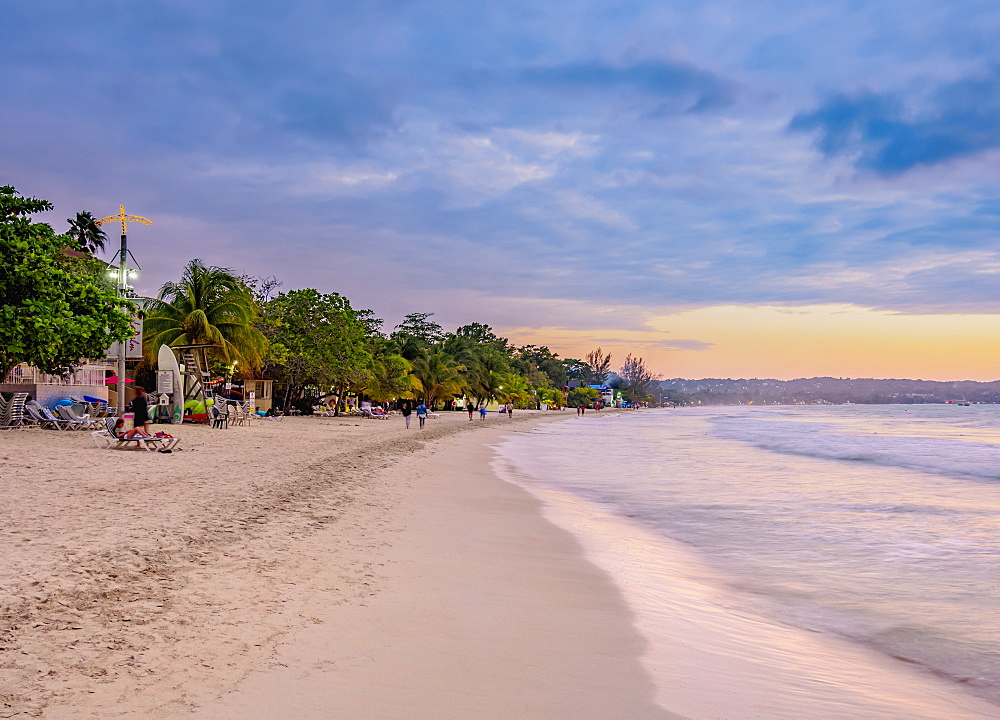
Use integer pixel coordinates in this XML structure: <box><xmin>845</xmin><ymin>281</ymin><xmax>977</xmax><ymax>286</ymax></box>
<box><xmin>465</xmin><ymin>402</ymin><xmax>513</xmax><ymax>420</ymax></box>
<box><xmin>113</xmin><ymin>385</ymin><xmax>152</xmax><ymax>439</ymax></box>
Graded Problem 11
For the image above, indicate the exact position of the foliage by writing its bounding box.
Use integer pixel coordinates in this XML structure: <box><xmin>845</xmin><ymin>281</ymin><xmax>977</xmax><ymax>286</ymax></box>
<box><xmin>264</xmin><ymin>288</ymin><xmax>373</xmax><ymax>411</ymax></box>
<box><xmin>0</xmin><ymin>186</ymin><xmax>134</xmax><ymax>378</ymax></box>
<box><xmin>567</xmin><ymin>386</ymin><xmax>600</xmax><ymax>407</ymax></box>
<box><xmin>143</xmin><ymin>259</ymin><xmax>268</xmax><ymax>372</ymax></box>
<box><xmin>536</xmin><ymin>387</ymin><xmax>563</xmax><ymax>408</ymax></box>
<box><xmin>463</xmin><ymin>348</ymin><xmax>510</xmax><ymax>405</ymax></box>
<box><xmin>66</xmin><ymin>211</ymin><xmax>108</xmax><ymax>255</ymax></box>
<box><xmin>411</xmin><ymin>350</ymin><xmax>465</xmax><ymax>407</ymax></box>
<box><xmin>561</xmin><ymin>357</ymin><xmax>590</xmax><ymax>382</ymax></box>
<box><xmin>515</xmin><ymin>344</ymin><xmax>567</xmax><ymax>387</ymax></box>
<box><xmin>391</xmin><ymin>312</ymin><xmax>445</xmax><ymax>358</ymax></box>
<box><xmin>498</xmin><ymin>373</ymin><xmax>533</xmax><ymax>406</ymax></box>
<box><xmin>618</xmin><ymin>354</ymin><xmax>662</xmax><ymax>400</ymax></box>
<box><xmin>585</xmin><ymin>347</ymin><xmax>613</xmax><ymax>384</ymax></box>
<box><xmin>455</xmin><ymin>322</ymin><xmax>514</xmax><ymax>355</ymax></box>
<box><xmin>364</xmin><ymin>345</ymin><xmax>416</xmax><ymax>401</ymax></box>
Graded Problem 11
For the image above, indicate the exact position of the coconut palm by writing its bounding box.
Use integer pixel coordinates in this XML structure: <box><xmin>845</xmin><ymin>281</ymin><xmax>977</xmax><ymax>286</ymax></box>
<box><xmin>143</xmin><ymin>259</ymin><xmax>268</xmax><ymax>372</ymax></box>
<box><xmin>66</xmin><ymin>211</ymin><xmax>108</xmax><ymax>254</ymax></box>
<box><xmin>499</xmin><ymin>373</ymin><xmax>533</xmax><ymax>406</ymax></box>
<box><xmin>411</xmin><ymin>350</ymin><xmax>465</xmax><ymax>407</ymax></box>
<box><xmin>463</xmin><ymin>348</ymin><xmax>509</xmax><ymax>406</ymax></box>
<box><xmin>364</xmin><ymin>349</ymin><xmax>418</xmax><ymax>402</ymax></box>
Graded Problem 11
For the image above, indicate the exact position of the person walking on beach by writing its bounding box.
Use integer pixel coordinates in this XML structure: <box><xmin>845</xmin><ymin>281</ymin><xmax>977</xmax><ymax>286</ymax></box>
<box><xmin>505</xmin><ymin>401</ymin><xmax>513</xmax><ymax>418</ymax></box>
<box><xmin>479</xmin><ymin>405</ymin><xmax>488</xmax><ymax>421</ymax></box>
<box><xmin>467</xmin><ymin>402</ymin><xmax>475</xmax><ymax>421</ymax></box>
<box><xmin>130</xmin><ymin>386</ymin><xmax>151</xmax><ymax>436</ymax></box>
<box><xmin>416</xmin><ymin>401</ymin><xmax>428</xmax><ymax>429</ymax></box>
<box><xmin>400</xmin><ymin>400</ymin><xmax>413</xmax><ymax>429</ymax></box>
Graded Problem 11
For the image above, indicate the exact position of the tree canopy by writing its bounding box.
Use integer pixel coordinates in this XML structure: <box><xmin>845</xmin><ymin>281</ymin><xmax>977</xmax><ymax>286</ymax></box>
<box><xmin>143</xmin><ymin>259</ymin><xmax>268</xmax><ymax>372</ymax></box>
<box><xmin>0</xmin><ymin>186</ymin><xmax>134</xmax><ymax>378</ymax></box>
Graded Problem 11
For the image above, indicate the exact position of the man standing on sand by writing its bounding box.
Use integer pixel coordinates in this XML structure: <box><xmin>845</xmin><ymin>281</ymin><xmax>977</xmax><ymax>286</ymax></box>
<box><xmin>479</xmin><ymin>405</ymin><xmax>488</xmax><ymax>421</ymax></box>
<box><xmin>505</xmin><ymin>401</ymin><xmax>513</xmax><ymax>418</ymax></box>
<box><xmin>400</xmin><ymin>400</ymin><xmax>413</xmax><ymax>429</ymax></box>
<box><xmin>416</xmin><ymin>401</ymin><xmax>428</xmax><ymax>429</ymax></box>
<box><xmin>467</xmin><ymin>402</ymin><xmax>475</xmax><ymax>421</ymax></box>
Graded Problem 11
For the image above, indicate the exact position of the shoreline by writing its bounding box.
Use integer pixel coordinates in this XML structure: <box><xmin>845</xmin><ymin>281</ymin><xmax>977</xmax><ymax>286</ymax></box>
<box><xmin>1</xmin><ymin>410</ymin><xmax>673</xmax><ymax>719</ymax></box>
<box><xmin>189</xmin><ymin>415</ymin><xmax>676</xmax><ymax>719</ymax></box>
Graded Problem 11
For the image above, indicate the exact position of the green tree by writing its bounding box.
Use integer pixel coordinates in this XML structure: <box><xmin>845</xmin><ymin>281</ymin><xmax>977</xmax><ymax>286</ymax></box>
<box><xmin>618</xmin><ymin>354</ymin><xmax>662</xmax><ymax>401</ymax></box>
<box><xmin>66</xmin><ymin>211</ymin><xmax>108</xmax><ymax>255</ymax></box>
<box><xmin>0</xmin><ymin>186</ymin><xmax>134</xmax><ymax>377</ymax></box>
<box><xmin>143</xmin><ymin>259</ymin><xmax>268</xmax><ymax>372</ymax></box>
<box><xmin>562</xmin><ymin>358</ymin><xmax>589</xmax><ymax>383</ymax></box>
<box><xmin>265</xmin><ymin>289</ymin><xmax>372</xmax><ymax>413</ymax></box>
<box><xmin>455</xmin><ymin>322</ymin><xmax>514</xmax><ymax>355</ymax></box>
<box><xmin>364</xmin><ymin>344</ymin><xmax>417</xmax><ymax>402</ymax></box>
<box><xmin>463</xmin><ymin>348</ymin><xmax>510</xmax><ymax>406</ymax></box>
<box><xmin>585</xmin><ymin>347</ymin><xmax>613</xmax><ymax>384</ymax></box>
<box><xmin>515</xmin><ymin>345</ymin><xmax>568</xmax><ymax>387</ymax></box>
<box><xmin>411</xmin><ymin>350</ymin><xmax>465</xmax><ymax>407</ymax></box>
<box><xmin>390</xmin><ymin>313</ymin><xmax>445</xmax><ymax>347</ymax></box>
<box><xmin>498</xmin><ymin>373</ymin><xmax>533</xmax><ymax>407</ymax></box>
<box><xmin>567</xmin><ymin>386</ymin><xmax>600</xmax><ymax>408</ymax></box>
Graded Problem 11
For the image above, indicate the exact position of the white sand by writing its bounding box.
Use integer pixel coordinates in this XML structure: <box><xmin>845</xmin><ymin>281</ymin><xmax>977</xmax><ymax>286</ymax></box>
<box><xmin>0</xmin><ymin>411</ymin><xmax>675</xmax><ymax>719</ymax></box>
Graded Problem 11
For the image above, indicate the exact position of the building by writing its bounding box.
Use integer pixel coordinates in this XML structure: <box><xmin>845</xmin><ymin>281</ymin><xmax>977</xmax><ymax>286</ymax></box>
<box><xmin>1</xmin><ymin>361</ymin><xmax>114</xmax><ymax>407</ymax></box>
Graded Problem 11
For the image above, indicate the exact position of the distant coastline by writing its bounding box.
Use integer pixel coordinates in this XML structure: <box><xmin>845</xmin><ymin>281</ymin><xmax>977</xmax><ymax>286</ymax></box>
<box><xmin>659</xmin><ymin>376</ymin><xmax>1000</xmax><ymax>405</ymax></box>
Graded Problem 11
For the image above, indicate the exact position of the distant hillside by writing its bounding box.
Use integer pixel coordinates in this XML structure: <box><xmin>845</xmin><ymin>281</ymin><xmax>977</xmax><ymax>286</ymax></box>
<box><xmin>658</xmin><ymin>377</ymin><xmax>1000</xmax><ymax>405</ymax></box>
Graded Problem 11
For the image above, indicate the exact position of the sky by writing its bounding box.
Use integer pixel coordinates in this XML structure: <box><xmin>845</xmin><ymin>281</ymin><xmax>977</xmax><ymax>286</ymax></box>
<box><xmin>5</xmin><ymin>0</ymin><xmax>1000</xmax><ymax>380</ymax></box>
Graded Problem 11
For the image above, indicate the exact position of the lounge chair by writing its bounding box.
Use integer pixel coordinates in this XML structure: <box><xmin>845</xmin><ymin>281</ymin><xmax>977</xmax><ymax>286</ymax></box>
<box><xmin>91</xmin><ymin>417</ymin><xmax>180</xmax><ymax>452</ymax></box>
<box><xmin>55</xmin><ymin>405</ymin><xmax>101</xmax><ymax>429</ymax></box>
<box><xmin>362</xmin><ymin>407</ymin><xmax>390</xmax><ymax>420</ymax></box>
<box><xmin>25</xmin><ymin>401</ymin><xmax>77</xmax><ymax>430</ymax></box>
<box><xmin>0</xmin><ymin>393</ymin><xmax>29</xmax><ymax>429</ymax></box>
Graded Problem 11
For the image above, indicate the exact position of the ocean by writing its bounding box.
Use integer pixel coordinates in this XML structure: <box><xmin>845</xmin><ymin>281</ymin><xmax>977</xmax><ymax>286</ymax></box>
<box><xmin>492</xmin><ymin>405</ymin><xmax>1000</xmax><ymax>719</ymax></box>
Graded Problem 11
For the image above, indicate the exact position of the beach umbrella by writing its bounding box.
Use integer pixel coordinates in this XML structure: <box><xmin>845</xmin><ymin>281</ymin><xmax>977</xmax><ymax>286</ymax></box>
<box><xmin>104</xmin><ymin>376</ymin><xmax>134</xmax><ymax>384</ymax></box>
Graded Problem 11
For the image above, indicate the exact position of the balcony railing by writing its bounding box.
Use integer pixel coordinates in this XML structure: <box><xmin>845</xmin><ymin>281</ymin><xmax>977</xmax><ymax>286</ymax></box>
<box><xmin>3</xmin><ymin>362</ymin><xmax>114</xmax><ymax>386</ymax></box>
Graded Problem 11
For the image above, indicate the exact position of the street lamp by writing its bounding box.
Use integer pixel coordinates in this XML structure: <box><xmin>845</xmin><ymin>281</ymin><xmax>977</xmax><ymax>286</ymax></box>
<box><xmin>96</xmin><ymin>205</ymin><xmax>151</xmax><ymax>415</ymax></box>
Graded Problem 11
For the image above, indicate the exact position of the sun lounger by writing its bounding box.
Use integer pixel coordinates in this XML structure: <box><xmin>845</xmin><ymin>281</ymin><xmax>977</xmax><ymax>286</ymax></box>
<box><xmin>55</xmin><ymin>404</ymin><xmax>101</xmax><ymax>429</ymax></box>
<box><xmin>25</xmin><ymin>401</ymin><xmax>77</xmax><ymax>430</ymax></box>
<box><xmin>91</xmin><ymin>417</ymin><xmax>180</xmax><ymax>452</ymax></box>
<box><xmin>0</xmin><ymin>393</ymin><xmax>29</xmax><ymax>429</ymax></box>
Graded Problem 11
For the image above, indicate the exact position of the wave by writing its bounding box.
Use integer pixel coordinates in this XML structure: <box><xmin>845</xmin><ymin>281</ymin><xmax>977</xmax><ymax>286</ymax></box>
<box><xmin>711</xmin><ymin>417</ymin><xmax>1000</xmax><ymax>482</ymax></box>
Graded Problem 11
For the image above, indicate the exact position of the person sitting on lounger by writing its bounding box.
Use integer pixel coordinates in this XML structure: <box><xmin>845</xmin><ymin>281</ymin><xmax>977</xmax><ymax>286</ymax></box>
<box><xmin>114</xmin><ymin>417</ymin><xmax>152</xmax><ymax>439</ymax></box>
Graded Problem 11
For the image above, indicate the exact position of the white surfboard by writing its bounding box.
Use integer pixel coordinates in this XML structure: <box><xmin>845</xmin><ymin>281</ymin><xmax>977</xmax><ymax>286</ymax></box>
<box><xmin>157</xmin><ymin>344</ymin><xmax>184</xmax><ymax>424</ymax></box>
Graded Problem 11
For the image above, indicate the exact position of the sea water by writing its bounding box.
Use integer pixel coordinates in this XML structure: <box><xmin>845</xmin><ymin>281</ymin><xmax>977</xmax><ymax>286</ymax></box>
<box><xmin>492</xmin><ymin>406</ymin><xmax>1000</xmax><ymax>719</ymax></box>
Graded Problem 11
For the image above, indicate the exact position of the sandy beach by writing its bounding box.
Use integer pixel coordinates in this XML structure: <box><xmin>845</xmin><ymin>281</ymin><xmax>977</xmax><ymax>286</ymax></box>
<box><xmin>0</xmin><ymin>411</ymin><xmax>675</xmax><ymax>719</ymax></box>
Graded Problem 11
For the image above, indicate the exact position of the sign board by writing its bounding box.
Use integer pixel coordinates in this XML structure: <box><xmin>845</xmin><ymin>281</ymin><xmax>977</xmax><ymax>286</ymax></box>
<box><xmin>156</xmin><ymin>370</ymin><xmax>174</xmax><ymax>394</ymax></box>
<box><xmin>107</xmin><ymin>315</ymin><xmax>143</xmax><ymax>359</ymax></box>
<box><xmin>248</xmin><ymin>392</ymin><xmax>256</xmax><ymax>401</ymax></box>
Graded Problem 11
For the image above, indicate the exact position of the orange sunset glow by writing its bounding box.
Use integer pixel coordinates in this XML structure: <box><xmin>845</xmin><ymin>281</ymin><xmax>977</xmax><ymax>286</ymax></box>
<box><xmin>506</xmin><ymin>305</ymin><xmax>1000</xmax><ymax>381</ymax></box>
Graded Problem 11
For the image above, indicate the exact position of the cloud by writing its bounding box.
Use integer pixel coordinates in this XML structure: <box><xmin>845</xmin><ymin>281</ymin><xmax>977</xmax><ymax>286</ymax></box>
<box><xmin>522</xmin><ymin>59</ymin><xmax>736</xmax><ymax>113</ymax></box>
<box><xmin>790</xmin><ymin>67</ymin><xmax>1000</xmax><ymax>173</ymax></box>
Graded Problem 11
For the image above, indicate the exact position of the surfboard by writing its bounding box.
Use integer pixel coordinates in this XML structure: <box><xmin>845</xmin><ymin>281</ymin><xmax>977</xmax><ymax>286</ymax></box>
<box><xmin>157</xmin><ymin>344</ymin><xmax>184</xmax><ymax>424</ymax></box>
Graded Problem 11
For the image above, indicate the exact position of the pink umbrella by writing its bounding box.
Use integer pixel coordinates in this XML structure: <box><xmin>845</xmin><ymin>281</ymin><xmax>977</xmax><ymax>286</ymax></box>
<box><xmin>104</xmin><ymin>376</ymin><xmax>135</xmax><ymax>384</ymax></box>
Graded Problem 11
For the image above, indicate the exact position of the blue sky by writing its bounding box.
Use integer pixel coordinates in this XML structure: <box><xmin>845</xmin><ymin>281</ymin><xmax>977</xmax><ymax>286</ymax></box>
<box><xmin>5</xmin><ymin>1</ymin><xmax>1000</xmax><ymax>377</ymax></box>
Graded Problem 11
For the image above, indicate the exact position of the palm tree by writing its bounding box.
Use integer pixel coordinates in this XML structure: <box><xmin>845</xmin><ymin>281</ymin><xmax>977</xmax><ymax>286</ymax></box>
<box><xmin>499</xmin><ymin>373</ymin><xmax>533</xmax><ymax>407</ymax></box>
<box><xmin>364</xmin><ymin>349</ymin><xmax>418</xmax><ymax>402</ymax></box>
<box><xmin>464</xmin><ymin>349</ymin><xmax>508</xmax><ymax>406</ymax></box>
<box><xmin>143</xmin><ymin>259</ymin><xmax>268</xmax><ymax>372</ymax></box>
<box><xmin>66</xmin><ymin>211</ymin><xmax>108</xmax><ymax>254</ymax></box>
<box><xmin>411</xmin><ymin>350</ymin><xmax>465</xmax><ymax>407</ymax></box>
